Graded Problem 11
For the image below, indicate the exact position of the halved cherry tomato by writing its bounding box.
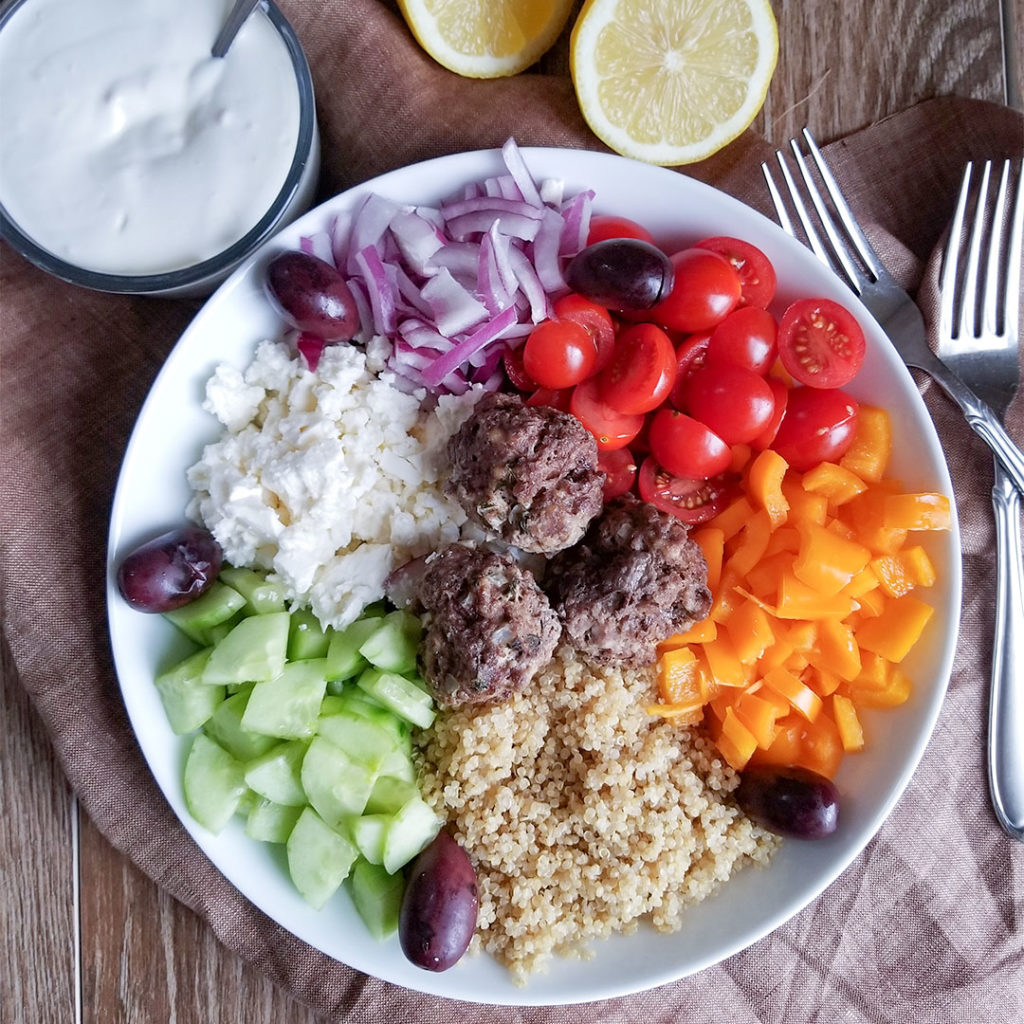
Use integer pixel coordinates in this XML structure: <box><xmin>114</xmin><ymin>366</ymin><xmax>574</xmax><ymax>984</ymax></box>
<box><xmin>646</xmin><ymin>248</ymin><xmax>742</xmax><ymax>333</ymax></box>
<box><xmin>777</xmin><ymin>298</ymin><xmax>866</xmax><ymax>388</ymax></box>
<box><xmin>570</xmin><ymin>378</ymin><xmax>644</xmax><ymax>451</ymax></box>
<box><xmin>684</xmin><ymin>361</ymin><xmax>776</xmax><ymax>445</ymax></box>
<box><xmin>638</xmin><ymin>457</ymin><xmax>736</xmax><ymax>525</ymax></box>
<box><xmin>523</xmin><ymin>318</ymin><xmax>597</xmax><ymax>389</ymax></box>
<box><xmin>599</xmin><ymin>323</ymin><xmax>676</xmax><ymax>414</ymax></box>
<box><xmin>750</xmin><ymin>376</ymin><xmax>789</xmax><ymax>450</ymax></box>
<box><xmin>706</xmin><ymin>306</ymin><xmax>778</xmax><ymax>375</ymax></box>
<box><xmin>771</xmin><ymin>386</ymin><xmax>859</xmax><ymax>470</ymax></box>
<box><xmin>669</xmin><ymin>332</ymin><xmax>711</xmax><ymax>410</ymax></box>
<box><xmin>647</xmin><ymin>408</ymin><xmax>731</xmax><ymax>479</ymax></box>
<box><xmin>587</xmin><ymin>214</ymin><xmax>656</xmax><ymax>246</ymax></box>
<box><xmin>695</xmin><ymin>236</ymin><xmax>777</xmax><ymax>309</ymax></box>
<box><xmin>526</xmin><ymin>386</ymin><xmax>573</xmax><ymax>412</ymax></box>
<box><xmin>598</xmin><ymin>447</ymin><xmax>639</xmax><ymax>500</ymax></box>
<box><xmin>554</xmin><ymin>293</ymin><xmax>616</xmax><ymax>371</ymax></box>
<box><xmin>502</xmin><ymin>344</ymin><xmax>538</xmax><ymax>392</ymax></box>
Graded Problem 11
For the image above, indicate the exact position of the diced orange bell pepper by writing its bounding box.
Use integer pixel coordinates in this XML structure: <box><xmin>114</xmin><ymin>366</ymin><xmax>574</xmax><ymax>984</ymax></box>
<box><xmin>704</xmin><ymin>635</ymin><xmax>751</xmax><ymax>687</ymax></box>
<box><xmin>657</xmin><ymin>646</ymin><xmax>698</xmax><ymax>704</ymax></box>
<box><xmin>843</xmin><ymin>485</ymin><xmax>908</xmax><ymax>554</ymax></box>
<box><xmin>724</xmin><ymin>599</ymin><xmax>775</xmax><ymax>665</ymax></box>
<box><xmin>792</xmin><ymin>520</ymin><xmax>872</xmax><ymax>596</ymax></box>
<box><xmin>797</xmin><ymin>712</ymin><xmax>843</xmax><ymax>778</ymax></box>
<box><xmin>661</xmin><ymin>617</ymin><xmax>717</xmax><ymax>647</ymax></box>
<box><xmin>801</xmin><ymin>462</ymin><xmax>868</xmax><ymax>506</ymax></box>
<box><xmin>692</xmin><ymin>526</ymin><xmax>725</xmax><ymax>592</ymax></box>
<box><xmin>763</xmin><ymin>665</ymin><xmax>823</xmax><ymax>721</ymax></box>
<box><xmin>839</xmin><ymin>406</ymin><xmax>892</xmax><ymax>483</ymax></box>
<box><xmin>717</xmin><ymin>706</ymin><xmax>758</xmax><ymax>769</ymax></box>
<box><xmin>856</xmin><ymin>594</ymin><xmax>935</xmax><ymax>662</ymax></box>
<box><xmin>831</xmin><ymin>693</ymin><xmax>865</xmax><ymax>751</ymax></box>
<box><xmin>883</xmin><ymin>492</ymin><xmax>952</xmax><ymax>532</ymax></box>
<box><xmin>764</xmin><ymin>525</ymin><xmax>801</xmax><ymax>557</ymax></box>
<box><xmin>807</xmin><ymin>616</ymin><xmax>862</xmax><ymax>681</ymax></box>
<box><xmin>743</xmin><ymin>551</ymin><xmax>796</xmax><ymax>600</ymax></box>
<box><xmin>734</xmin><ymin>691</ymin><xmax>784</xmax><ymax>749</ymax></box>
<box><xmin>845</xmin><ymin>667</ymin><xmax>912</xmax><ymax>708</ymax></box>
<box><xmin>647</xmin><ymin>702</ymin><xmax>704</xmax><ymax>724</ymax></box>
<box><xmin>748</xmin><ymin>448</ymin><xmax>790</xmax><ymax>528</ymax></box>
<box><xmin>748</xmin><ymin>712</ymin><xmax>805</xmax><ymax>769</ymax></box>
<box><xmin>710</xmin><ymin>495</ymin><xmax>756</xmax><ymax>541</ymax></box>
<box><xmin>807</xmin><ymin>665</ymin><xmax>842</xmax><ymax>696</ymax></box>
<box><xmin>841</xmin><ymin>567</ymin><xmax>881</xmax><ymax>600</ymax></box>
<box><xmin>776</xmin><ymin>572</ymin><xmax>856</xmax><ymax>620</ymax></box>
<box><xmin>727</xmin><ymin>509</ymin><xmax>775</xmax><ymax>579</ymax></box>
<box><xmin>781</xmin><ymin>477</ymin><xmax>828</xmax><ymax>525</ymax></box>
<box><xmin>870</xmin><ymin>546</ymin><xmax>937</xmax><ymax>598</ymax></box>
<box><xmin>710</xmin><ymin>569</ymin><xmax>744</xmax><ymax>623</ymax></box>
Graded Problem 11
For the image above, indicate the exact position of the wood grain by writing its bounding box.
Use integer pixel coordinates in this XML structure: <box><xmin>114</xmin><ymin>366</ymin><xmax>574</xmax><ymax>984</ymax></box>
<box><xmin>5</xmin><ymin>2</ymin><xmax>1019</xmax><ymax>1023</ymax></box>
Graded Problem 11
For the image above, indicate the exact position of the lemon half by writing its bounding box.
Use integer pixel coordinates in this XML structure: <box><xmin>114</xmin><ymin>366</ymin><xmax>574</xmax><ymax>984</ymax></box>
<box><xmin>397</xmin><ymin>0</ymin><xmax>575</xmax><ymax>79</ymax></box>
<box><xmin>570</xmin><ymin>0</ymin><xmax>779</xmax><ymax>165</ymax></box>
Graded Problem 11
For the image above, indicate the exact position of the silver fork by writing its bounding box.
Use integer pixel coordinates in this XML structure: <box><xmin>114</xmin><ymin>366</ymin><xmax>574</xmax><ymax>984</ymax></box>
<box><xmin>936</xmin><ymin>160</ymin><xmax>1024</xmax><ymax>841</ymax></box>
<box><xmin>762</xmin><ymin>129</ymin><xmax>1024</xmax><ymax>494</ymax></box>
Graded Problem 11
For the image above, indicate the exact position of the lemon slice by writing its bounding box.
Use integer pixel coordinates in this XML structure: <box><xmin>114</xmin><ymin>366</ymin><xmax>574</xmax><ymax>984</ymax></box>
<box><xmin>570</xmin><ymin>0</ymin><xmax>779</xmax><ymax>165</ymax></box>
<box><xmin>397</xmin><ymin>0</ymin><xmax>575</xmax><ymax>79</ymax></box>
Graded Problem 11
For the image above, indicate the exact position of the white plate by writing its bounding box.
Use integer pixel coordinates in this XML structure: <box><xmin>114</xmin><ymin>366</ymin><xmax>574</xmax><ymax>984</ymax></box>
<box><xmin>106</xmin><ymin>147</ymin><xmax>961</xmax><ymax>1005</ymax></box>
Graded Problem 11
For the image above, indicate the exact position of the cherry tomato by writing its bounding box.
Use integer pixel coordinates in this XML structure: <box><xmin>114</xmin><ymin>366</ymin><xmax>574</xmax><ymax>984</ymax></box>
<box><xmin>706</xmin><ymin>306</ymin><xmax>778</xmax><ymax>375</ymax></box>
<box><xmin>684</xmin><ymin>361</ymin><xmax>776</xmax><ymax>445</ymax></box>
<box><xmin>646</xmin><ymin>248</ymin><xmax>742</xmax><ymax>333</ymax></box>
<box><xmin>669</xmin><ymin>333</ymin><xmax>711</xmax><ymax>410</ymax></box>
<box><xmin>598</xmin><ymin>447</ymin><xmax>639</xmax><ymax>500</ymax></box>
<box><xmin>599</xmin><ymin>323</ymin><xmax>676</xmax><ymax>414</ymax></box>
<box><xmin>647</xmin><ymin>408</ymin><xmax>731</xmax><ymax>479</ymax></box>
<box><xmin>587</xmin><ymin>214</ymin><xmax>656</xmax><ymax>246</ymax></box>
<box><xmin>502</xmin><ymin>345</ymin><xmax>538</xmax><ymax>392</ymax></box>
<box><xmin>750</xmin><ymin>377</ymin><xmax>789</xmax><ymax>450</ymax></box>
<box><xmin>523</xmin><ymin>319</ymin><xmax>597</xmax><ymax>389</ymax></box>
<box><xmin>694</xmin><ymin>236</ymin><xmax>777</xmax><ymax>308</ymax></box>
<box><xmin>638</xmin><ymin>457</ymin><xmax>736</xmax><ymax>525</ymax></box>
<box><xmin>553</xmin><ymin>293</ymin><xmax>617</xmax><ymax>371</ymax></box>
<box><xmin>771</xmin><ymin>386</ymin><xmax>860</xmax><ymax>470</ymax></box>
<box><xmin>526</xmin><ymin>386</ymin><xmax>573</xmax><ymax>412</ymax></box>
<box><xmin>570</xmin><ymin>378</ymin><xmax>644</xmax><ymax>451</ymax></box>
<box><xmin>777</xmin><ymin>298</ymin><xmax>866</xmax><ymax>389</ymax></box>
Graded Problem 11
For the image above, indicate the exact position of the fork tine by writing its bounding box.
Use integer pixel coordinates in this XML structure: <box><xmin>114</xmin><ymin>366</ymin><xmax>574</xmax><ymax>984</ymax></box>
<box><xmin>959</xmin><ymin>161</ymin><xmax>993</xmax><ymax>340</ymax></box>
<box><xmin>787</xmin><ymin>140</ymin><xmax>865</xmax><ymax>290</ymax></box>
<box><xmin>939</xmin><ymin>162</ymin><xmax>973</xmax><ymax>344</ymax></box>
<box><xmin>761</xmin><ymin>161</ymin><xmax>796</xmax><ymax>236</ymax></box>
<box><xmin>799</xmin><ymin>128</ymin><xmax>887</xmax><ymax>282</ymax></box>
<box><xmin>982</xmin><ymin>161</ymin><xmax>1011</xmax><ymax>338</ymax></box>
<box><xmin>1003</xmin><ymin>160</ymin><xmax>1024</xmax><ymax>339</ymax></box>
<box><xmin>765</xmin><ymin>153</ymin><xmax>836</xmax><ymax>271</ymax></box>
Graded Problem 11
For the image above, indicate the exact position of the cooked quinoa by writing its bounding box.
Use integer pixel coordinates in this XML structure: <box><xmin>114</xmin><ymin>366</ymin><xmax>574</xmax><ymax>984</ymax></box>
<box><xmin>415</xmin><ymin>646</ymin><xmax>779</xmax><ymax>983</ymax></box>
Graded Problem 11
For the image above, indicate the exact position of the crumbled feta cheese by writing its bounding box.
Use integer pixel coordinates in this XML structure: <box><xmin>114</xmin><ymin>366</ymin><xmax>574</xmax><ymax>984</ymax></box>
<box><xmin>187</xmin><ymin>339</ymin><xmax>482</xmax><ymax>629</ymax></box>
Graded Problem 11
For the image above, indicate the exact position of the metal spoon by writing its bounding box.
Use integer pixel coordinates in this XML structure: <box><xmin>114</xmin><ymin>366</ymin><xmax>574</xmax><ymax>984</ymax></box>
<box><xmin>211</xmin><ymin>0</ymin><xmax>261</xmax><ymax>58</ymax></box>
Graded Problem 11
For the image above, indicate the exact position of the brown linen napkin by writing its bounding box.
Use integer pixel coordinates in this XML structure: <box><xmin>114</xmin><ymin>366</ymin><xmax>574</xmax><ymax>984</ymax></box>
<box><xmin>3</xmin><ymin>1</ymin><xmax>1024</xmax><ymax>1019</ymax></box>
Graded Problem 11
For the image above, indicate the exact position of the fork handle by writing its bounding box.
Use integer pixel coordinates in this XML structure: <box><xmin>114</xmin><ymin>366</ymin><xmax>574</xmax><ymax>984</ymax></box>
<box><xmin>988</xmin><ymin>458</ymin><xmax>1024</xmax><ymax>841</ymax></box>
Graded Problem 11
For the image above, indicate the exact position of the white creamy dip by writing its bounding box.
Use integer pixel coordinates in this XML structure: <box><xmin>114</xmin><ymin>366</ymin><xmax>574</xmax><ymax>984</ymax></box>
<box><xmin>0</xmin><ymin>0</ymin><xmax>302</xmax><ymax>275</ymax></box>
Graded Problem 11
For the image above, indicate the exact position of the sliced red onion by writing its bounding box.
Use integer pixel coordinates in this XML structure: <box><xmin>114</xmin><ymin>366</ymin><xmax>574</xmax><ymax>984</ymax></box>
<box><xmin>389</xmin><ymin>209</ymin><xmax>444</xmax><ymax>274</ymax></box>
<box><xmin>507</xmin><ymin>245</ymin><xmax>550</xmax><ymax>323</ymax></box>
<box><xmin>421</xmin><ymin>268</ymin><xmax>489</xmax><ymax>337</ymax></box>
<box><xmin>445</xmin><ymin>210</ymin><xmax>542</xmax><ymax>243</ymax></box>
<box><xmin>345</xmin><ymin>194</ymin><xmax>405</xmax><ymax>274</ymax></box>
<box><xmin>559</xmin><ymin>189</ymin><xmax>594</xmax><ymax>255</ymax></box>
<box><xmin>420</xmin><ymin>306</ymin><xmax>517</xmax><ymax>389</ymax></box>
<box><xmin>532</xmin><ymin>207</ymin><xmax>568</xmax><ymax>293</ymax></box>
<box><xmin>296</xmin><ymin>333</ymin><xmax>326</xmax><ymax>372</ymax></box>
<box><xmin>501</xmin><ymin>137</ymin><xmax>542</xmax><ymax>207</ymax></box>
<box><xmin>352</xmin><ymin>245</ymin><xmax>397</xmax><ymax>336</ymax></box>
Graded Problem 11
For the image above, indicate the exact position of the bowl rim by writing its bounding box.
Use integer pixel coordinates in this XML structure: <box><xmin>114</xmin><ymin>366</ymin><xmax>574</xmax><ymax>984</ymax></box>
<box><xmin>0</xmin><ymin>0</ymin><xmax>318</xmax><ymax>294</ymax></box>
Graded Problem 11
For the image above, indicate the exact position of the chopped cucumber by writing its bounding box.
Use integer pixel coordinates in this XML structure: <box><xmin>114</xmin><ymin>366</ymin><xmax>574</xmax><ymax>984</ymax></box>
<box><xmin>288</xmin><ymin>608</ymin><xmax>332</xmax><ymax>661</ymax></box>
<box><xmin>240</xmin><ymin>659</ymin><xmax>328</xmax><ymax>739</ymax></box>
<box><xmin>382</xmin><ymin>795</ymin><xmax>442</xmax><ymax>874</ymax></box>
<box><xmin>286</xmin><ymin>807</ymin><xmax>359</xmax><ymax>910</ymax></box>
<box><xmin>154</xmin><ymin>648</ymin><xmax>225</xmax><ymax>734</ymax></box>
<box><xmin>324</xmin><ymin>617</ymin><xmax>380</xmax><ymax>682</ymax></box>
<box><xmin>357</xmin><ymin>667</ymin><xmax>435</xmax><ymax>729</ymax></box>
<box><xmin>202</xmin><ymin>611</ymin><xmax>291</xmax><ymax>685</ymax></box>
<box><xmin>203</xmin><ymin>690</ymin><xmax>278</xmax><ymax>761</ymax></box>
<box><xmin>364</xmin><ymin>775</ymin><xmax>420</xmax><ymax>815</ymax></box>
<box><xmin>183</xmin><ymin>734</ymin><xmax>247</xmax><ymax>833</ymax></box>
<box><xmin>163</xmin><ymin>581</ymin><xmax>246</xmax><ymax>645</ymax></box>
<box><xmin>349</xmin><ymin>859</ymin><xmax>404</xmax><ymax>940</ymax></box>
<box><xmin>218</xmin><ymin>566</ymin><xmax>287</xmax><ymax>615</ymax></box>
<box><xmin>244</xmin><ymin>740</ymin><xmax>309</xmax><ymax>806</ymax></box>
<box><xmin>245</xmin><ymin>798</ymin><xmax>303</xmax><ymax>843</ymax></box>
<box><xmin>316</xmin><ymin>707</ymin><xmax>402</xmax><ymax>768</ymax></box>
<box><xmin>358</xmin><ymin>609</ymin><xmax>422</xmax><ymax>674</ymax></box>
<box><xmin>301</xmin><ymin>735</ymin><xmax>378</xmax><ymax>825</ymax></box>
<box><xmin>323</xmin><ymin>689</ymin><xmax>413</xmax><ymax>750</ymax></box>
<box><xmin>349</xmin><ymin>813</ymin><xmax>391</xmax><ymax>866</ymax></box>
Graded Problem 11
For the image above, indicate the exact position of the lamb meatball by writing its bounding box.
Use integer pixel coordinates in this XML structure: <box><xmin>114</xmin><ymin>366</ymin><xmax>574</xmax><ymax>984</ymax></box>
<box><xmin>545</xmin><ymin>494</ymin><xmax>712</xmax><ymax>666</ymax></box>
<box><xmin>413</xmin><ymin>543</ymin><xmax>560</xmax><ymax>708</ymax></box>
<box><xmin>445</xmin><ymin>391</ymin><xmax>603</xmax><ymax>554</ymax></box>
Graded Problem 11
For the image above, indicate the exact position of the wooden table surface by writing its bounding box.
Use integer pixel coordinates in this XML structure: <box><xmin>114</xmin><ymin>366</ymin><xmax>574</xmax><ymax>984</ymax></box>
<box><xmin>4</xmin><ymin>1</ymin><xmax>1022</xmax><ymax>1022</ymax></box>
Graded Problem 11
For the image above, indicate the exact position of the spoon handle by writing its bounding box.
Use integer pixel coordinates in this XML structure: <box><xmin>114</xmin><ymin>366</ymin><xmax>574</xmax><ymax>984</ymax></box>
<box><xmin>212</xmin><ymin>0</ymin><xmax>261</xmax><ymax>59</ymax></box>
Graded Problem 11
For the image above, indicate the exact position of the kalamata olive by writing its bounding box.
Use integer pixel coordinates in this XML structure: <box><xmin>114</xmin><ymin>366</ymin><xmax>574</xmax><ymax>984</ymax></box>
<box><xmin>399</xmin><ymin>831</ymin><xmax>478</xmax><ymax>972</ymax></box>
<box><xmin>564</xmin><ymin>238</ymin><xmax>674</xmax><ymax>310</ymax></box>
<box><xmin>116</xmin><ymin>526</ymin><xmax>222</xmax><ymax>613</ymax></box>
<box><xmin>735</xmin><ymin>765</ymin><xmax>840</xmax><ymax>839</ymax></box>
<box><xmin>265</xmin><ymin>251</ymin><xmax>359</xmax><ymax>341</ymax></box>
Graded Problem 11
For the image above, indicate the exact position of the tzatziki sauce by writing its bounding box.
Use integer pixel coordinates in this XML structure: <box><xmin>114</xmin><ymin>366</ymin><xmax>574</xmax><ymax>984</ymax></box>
<box><xmin>0</xmin><ymin>0</ymin><xmax>302</xmax><ymax>275</ymax></box>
